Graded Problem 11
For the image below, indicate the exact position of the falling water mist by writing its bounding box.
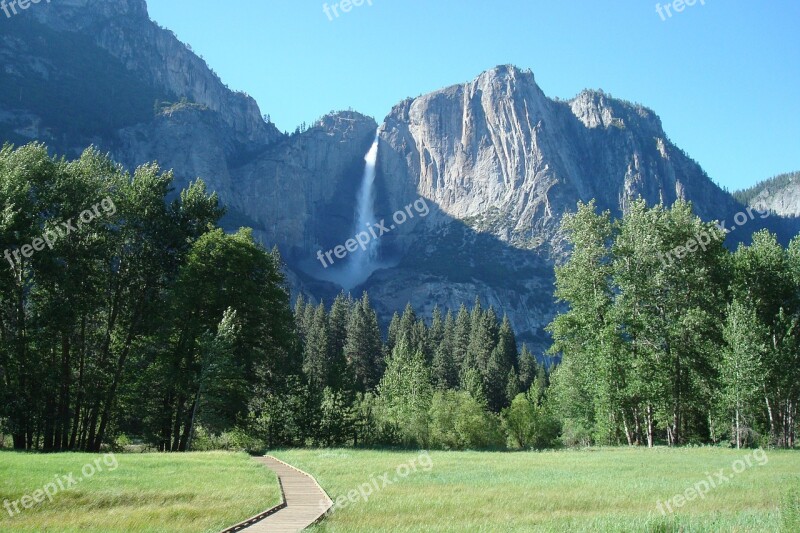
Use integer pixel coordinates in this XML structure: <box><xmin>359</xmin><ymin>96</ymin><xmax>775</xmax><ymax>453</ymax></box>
<box><xmin>353</xmin><ymin>133</ymin><xmax>380</xmax><ymax>262</ymax></box>
<box><xmin>308</xmin><ymin>131</ymin><xmax>389</xmax><ymax>290</ymax></box>
<box><xmin>343</xmin><ymin>131</ymin><xmax>382</xmax><ymax>288</ymax></box>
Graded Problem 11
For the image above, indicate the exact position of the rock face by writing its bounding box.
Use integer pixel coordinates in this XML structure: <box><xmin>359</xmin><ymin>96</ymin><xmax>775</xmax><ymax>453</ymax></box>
<box><xmin>28</xmin><ymin>0</ymin><xmax>276</xmax><ymax>147</ymax></box>
<box><xmin>230</xmin><ymin>112</ymin><xmax>379</xmax><ymax>259</ymax></box>
<box><xmin>360</xmin><ymin>65</ymin><xmax>781</xmax><ymax>348</ymax></box>
<box><xmin>379</xmin><ymin>66</ymin><xmax>741</xmax><ymax>244</ymax></box>
<box><xmin>751</xmin><ymin>186</ymin><xmax>800</xmax><ymax>217</ymax></box>
<box><xmin>1</xmin><ymin>3</ymin><xmax>797</xmax><ymax>351</ymax></box>
<box><xmin>736</xmin><ymin>172</ymin><xmax>800</xmax><ymax>218</ymax></box>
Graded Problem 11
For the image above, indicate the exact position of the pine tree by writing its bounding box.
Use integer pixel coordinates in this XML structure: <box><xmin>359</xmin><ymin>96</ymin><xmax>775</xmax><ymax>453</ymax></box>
<box><xmin>452</xmin><ymin>304</ymin><xmax>471</xmax><ymax>374</ymax></box>
<box><xmin>463</xmin><ymin>300</ymin><xmax>484</xmax><ymax>372</ymax></box>
<box><xmin>303</xmin><ymin>303</ymin><xmax>330</xmax><ymax>389</ymax></box>
<box><xmin>328</xmin><ymin>292</ymin><xmax>352</xmax><ymax>391</ymax></box>
<box><xmin>531</xmin><ymin>364</ymin><xmax>549</xmax><ymax>405</ymax></box>
<box><xmin>294</xmin><ymin>294</ymin><xmax>308</xmax><ymax>343</ymax></box>
<box><xmin>397</xmin><ymin>303</ymin><xmax>427</xmax><ymax>357</ymax></box>
<box><xmin>505</xmin><ymin>368</ymin><xmax>521</xmax><ymax>407</ymax></box>
<box><xmin>460</xmin><ymin>367</ymin><xmax>487</xmax><ymax>407</ymax></box>
<box><xmin>498</xmin><ymin>316</ymin><xmax>518</xmax><ymax>372</ymax></box>
<box><xmin>485</xmin><ymin>345</ymin><xmax>512</xmax><ymax>412</ymax></box>
<box><xmin>386</xmin><ymin>312</ymin><xmax>401</xmax><ymax>354</ymax></box>
<box><xmin>345</xmin><ymin>293</ymin><xmax>383</xmax><ymax>392</ymax></box>
<box><xmin>431</xmin><ymin>310</ymin><xmax>458</xmax><ymax>389</ymax></box>
<box><xmin>302</xmin><ymin>301</ymin><xmax>316</xmax><ymax>351</ymax></box>
<box><xmin>518</xmin><ymin>344</ymin><xmax>537</xmax><ymax>392</ymax></box>
<box><xmin>428</xmin><ymin>306</ymin><xmax>444</xmax><ymax>355</ymax></box>
<box><xmin>466</xmin><ymin>302</ymin><xmax>499</xmax><ymax>389</ymax></box>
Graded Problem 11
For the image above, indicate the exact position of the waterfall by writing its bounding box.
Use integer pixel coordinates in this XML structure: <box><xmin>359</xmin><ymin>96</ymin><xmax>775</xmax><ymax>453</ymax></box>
<box><xmin>307</xmin><ymin>131</ymin><xmax>390</xmax><ymax>291</ymax></box>
<box><xmin>352</xmin><ymin>133</ymin><xmax>380</xmax><ymax>266</ymax></box>
<box><xmin>338</xmin><ymin>132</ymin><xmax>382</xmax><ymax>290</ymax></box>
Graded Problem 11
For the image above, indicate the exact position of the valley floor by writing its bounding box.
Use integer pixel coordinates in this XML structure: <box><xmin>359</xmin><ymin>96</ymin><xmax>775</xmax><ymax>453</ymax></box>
<box><xmin>0</xmin><ymin>447</ymin><xmax>798</xmax><ymax>532</ymax></box>
<box><xmin>0</xmin><ymin>451</ymin><xmax>280</xmax><ymax>533</ymax></box>
<box><xmin>273</xmin><ymin>447</ymin><xmax>800</xmax><ymax>532</ymax></box>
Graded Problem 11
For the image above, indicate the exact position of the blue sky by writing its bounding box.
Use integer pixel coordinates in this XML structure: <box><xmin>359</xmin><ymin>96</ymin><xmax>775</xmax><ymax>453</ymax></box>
<box><xmin>147</xmin><ymin>0</ymin><xmax>799</xmax><ymax>191</ymax></box>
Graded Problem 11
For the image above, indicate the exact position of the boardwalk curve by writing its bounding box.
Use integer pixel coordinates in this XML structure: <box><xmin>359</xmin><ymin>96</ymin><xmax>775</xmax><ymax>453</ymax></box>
<box><xmin>221</xmin><ymin>455</ymin><xmax>332</xmax><ymax>533</ymax></box>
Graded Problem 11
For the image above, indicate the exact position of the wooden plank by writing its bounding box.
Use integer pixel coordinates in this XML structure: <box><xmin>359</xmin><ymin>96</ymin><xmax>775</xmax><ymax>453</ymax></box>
<box><xmin>221</xmin><ymin>455</ymin><xmax>332</xmax><ymax>533</ymax></box>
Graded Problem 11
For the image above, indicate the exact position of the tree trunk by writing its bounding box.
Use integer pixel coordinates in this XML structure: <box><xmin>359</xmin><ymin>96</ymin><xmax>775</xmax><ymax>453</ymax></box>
<box><xmin>622</xmin><ymin>410</ymin><xmax>633</xmax><ymax>446</ymax></box>
<box><xmin>92</xmin><ymin>307</ymin><xmax>144</xmax><ymax>451</ymax></box>
<box><xmin>57</xmin><ymin>333</ymin><xmax>71</xmax><ymax>451</ymax></box>
<box><xmin>171</xmin><ymin>394</ymin><xmax>185</xmax><ymax>451</ymax></box>
<box><xmin>69</xmin><ymin>320</ymin><xmax>86</xmax><ymax>450</ymax></box>
<box><xmin>765</xmin><ymin>389</ymin><xmax>775</xmax><ymax>444</ymax></box>
<box><xmin>708</xmin><ymin>412</ymin><xmax>716</xmax><ymax>444</ymax></box>
<box><xmin>186</xmin><ymin>383</ymin><xmax>203</xmax><ymax>452</ymax></box>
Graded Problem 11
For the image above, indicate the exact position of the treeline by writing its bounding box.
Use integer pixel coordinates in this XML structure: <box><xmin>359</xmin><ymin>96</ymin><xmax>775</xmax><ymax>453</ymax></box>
<box><xmin>265</xmin><ymin>295</ymin><xmax>555</xmax><ymax>450</ymax></box>
<box><xmin>0</xmin><ymin>143</ymin><xmax>553</xmax><ymax>453</ymax></box>
<box><xmin>5</xmin><ymin>143</ymin><xmax>797</xmax><ymax>452</ymax></box>
<box><xmin>0</xmin><ymin>144</ymin><xmax>298</xmax><ymax>451</ymax></box>
<box><xmin>548</xmin><ymin>199</ymin><xmax>800</xmax><ymax>448</ymax></box>
<box><xmin>732</xmin><ymin>171</ymin><xmax>800</xmax><ymax>206</ymax></box>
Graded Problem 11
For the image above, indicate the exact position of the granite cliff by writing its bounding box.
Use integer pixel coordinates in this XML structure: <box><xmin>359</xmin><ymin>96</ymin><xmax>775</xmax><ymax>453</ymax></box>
<box><xmin>1</xmin><ymin>0</ymin><xmax>797</xmax><ymax>350</ymax></box>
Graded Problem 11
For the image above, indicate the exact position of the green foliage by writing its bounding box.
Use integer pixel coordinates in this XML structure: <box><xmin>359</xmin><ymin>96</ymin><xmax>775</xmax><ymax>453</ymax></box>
<box><xmin>248</xmin><ymin>375</ymin><xmax>313</xmax><ymax>448</ymax></box>
<box><xmin>428</xmin><ymin>390</ymin><xmax>505</xmax><ymax>450</ymax></box>
<box><xmin>190</xmin><ymin>425</ymin><xmax>265</xmax><ymax>454</ymax></box>
<box><xmin>0</xmin><ymin>143</ymin><xmax>298</xmax><ymax>452</ymax></box>
<box><xmin>316</xmin><ymin>387</ymin><xmax>355</xmax><ymax>447</ymax></box>
<box><xmin>518</xmin><ymin>344</ymin><xmax>538</xmax><ymax>392</ymax></box>
<box><xmin>502</xmin><ymin>392</ymin><xmax>560</xmax><ymax>449</ymax></box>
<box><xmin>377</xmin><ymin>340</ymin><xmax>433</xmax><ymax>447</ymax></box>
<box><xmin>558</xmin><ymin>418</ymin><xmax>594</xmax><ymax>448</ymax></box>
<box><xmin>344</xmin><ymin>293</ymin><xmax>383</xmax><ymax>392</ymax></box>
<box><xmin>547</xmin><ymin>198</ymin><xmax>800</xmax><ymax>449</ymax></box>
<box><xmin>718</xmin><ymin>299</ymin><xmax>767</xmax><ymax>448</ymax></box>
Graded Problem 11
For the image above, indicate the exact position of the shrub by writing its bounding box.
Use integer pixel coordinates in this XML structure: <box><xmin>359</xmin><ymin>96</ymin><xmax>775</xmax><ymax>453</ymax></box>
<box><xmin>316</xmin><ymin>387</ymin><xmax>356</xmax><ymax>447</ymax></box>
<box><xmin>190</xmin><ymin>425</ymin><xmax>264</xmax><ymax>454</ymax></box>
<box><xmin>560</xmin><ymin>418</ymin><xmax>593</xmax><ymax>448</ymax></box>
<box><xmin>428</xmin><ymin>390</ymin><xmax>505</xmax><ymax>450</ymax></box>
<box><xmin>502</xmin><ymin>393</ymin><xmax>561</xmax><ymax>449</ymax></box>
<box><xmin>376</xmin><ymin>340</ymin><xmax>433</xmax><ymax>447</ymax></box>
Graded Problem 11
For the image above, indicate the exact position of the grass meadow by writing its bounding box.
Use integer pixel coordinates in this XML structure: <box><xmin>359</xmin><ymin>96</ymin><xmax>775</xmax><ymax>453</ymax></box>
<box><xmin>274</xmin><ymin>447</ymin><xmax>800</xmax><ymax>532</ymax></box>
<box><xmin>0</xmin><ymin>447</ymin><xmax>798</xmax><ymax>532</ymax></box>
<box><xmin>0</xmin><ymin>451</ymin><xmax>279</xmax><ymax>533</ymax></box>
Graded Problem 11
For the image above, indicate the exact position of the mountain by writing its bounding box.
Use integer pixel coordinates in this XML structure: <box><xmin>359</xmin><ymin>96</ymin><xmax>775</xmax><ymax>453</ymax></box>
<box><xmin>734</xmin><ymin>171</ymin><xmax>800</xmax><ymax>217</ymax></box>
<box><xmin>2</xmin><ymin>0</ymin><xmax>798</xmax><ymax>351</ymax></box>
<box><xmin>356</xmin><ymin>66</ymin><xmax>798</xmax><ymax>347</ymax></box>
<box><xmin>1</xmin><ymin>0</ymin><xmax>277</xmax><ymax>166</ymax></box>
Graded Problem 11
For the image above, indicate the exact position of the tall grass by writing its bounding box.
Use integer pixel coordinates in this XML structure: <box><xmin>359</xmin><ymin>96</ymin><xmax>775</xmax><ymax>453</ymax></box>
<box><xmin>781</xmin><ymin>478</ymin><xmax>800</xmax><ymax>533</ymax></box>
<box><xmin>274</xmin><ymin>447</ymin><xmax>800</xmax><ymax>532</ymax></box>
<box><xmin>0</xmin><ymin>451</ymin><xmax>279</xmax><ymax>533</ymax></box>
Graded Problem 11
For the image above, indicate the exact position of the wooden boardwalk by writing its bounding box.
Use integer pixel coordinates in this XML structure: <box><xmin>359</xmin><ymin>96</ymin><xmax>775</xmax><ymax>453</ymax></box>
<box><xmin>221</xmin><ymin>456</ymin><xmax>332</xmax><ymax>533</ymax></box>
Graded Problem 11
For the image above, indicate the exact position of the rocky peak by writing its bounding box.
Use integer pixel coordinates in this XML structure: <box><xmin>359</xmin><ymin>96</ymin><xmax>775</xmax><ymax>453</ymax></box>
<box><xmin>475</xmin><ymin>65</ymin><xmax>538</xmax><ymax>92</ymax></box>
<box><xmin>569</xmin><ymin>89</ymin><xmax>663</xmax><ymax>136</ymax></box>
<box><xmin>26</xmin><ymin>0</ymin><xmax>277</xmax><ymax>147</ymax></box>
<box><xmin>316</xmin><ymin>111</ymin><xmax>377</xmax><ymax>135</ymax></box>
